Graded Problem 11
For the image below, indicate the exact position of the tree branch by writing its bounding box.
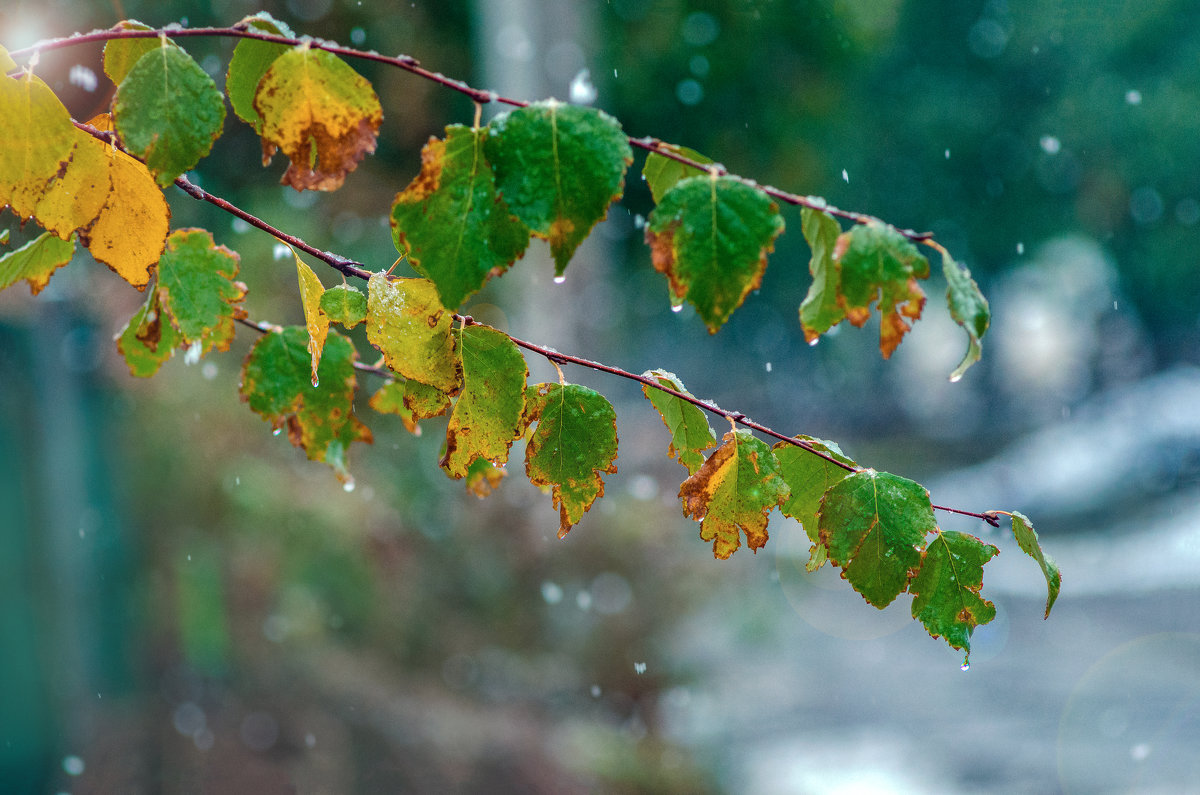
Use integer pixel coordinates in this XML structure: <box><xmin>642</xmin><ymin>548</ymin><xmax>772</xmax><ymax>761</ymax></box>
<box><xmin>28</xmin><ymin>27</ymin><xmax>993</xmax><ymax>526</ymax></box>
<box><xmin>13</xmin><ymin>24</ymin><xmax>932</xmax><ymax>242</ymax></box>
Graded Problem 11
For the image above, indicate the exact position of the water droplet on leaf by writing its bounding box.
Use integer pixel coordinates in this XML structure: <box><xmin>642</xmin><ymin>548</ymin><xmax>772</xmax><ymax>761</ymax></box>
<box><xmin>960</xmin><ymin>658</ymin><xmax>970</xmax><ymax>671</ymax></box>
<box><xmin>343</xmin><ymin>478</ymin><xmax>356</xmax><ymax>493</ymax></box>
<box><xmin>808</xmin><ymin>337</ymin><xmax>819</xmax><ymax>347</ymax></box>
<box><xmin>949</xmin><ymin>372</ymin><xmax>963</xmax><ymax>384</ymax></box>
<box><xmin>553</xmin><ymin>274</ymin><xmax>566</xmax><ymax>284</ymax></box>
<box><xmin>569</xmin><ymin>68</ymin><xmax>597</xmax><ymax>104</ymax></box>
<box><xmin>671</xmin><ymin>304</ymin><xmax>683</xmax><ymax>313</ymax></box>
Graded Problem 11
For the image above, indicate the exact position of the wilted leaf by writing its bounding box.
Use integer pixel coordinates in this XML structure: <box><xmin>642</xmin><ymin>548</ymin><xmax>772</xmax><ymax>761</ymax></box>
<box><xmin>113</xmin><ymin>43</ymin><xmax>226</xmax><ymax>186</ymax></box>
<box><xmin>819</xmin><ymin>469</ymin><xmax>935</xmax><ymax>607</ymax></box>
<box><xmin>910</xmin><ymin>530</ymin><xmax>999</xmax><ymax>655</ymax></box>
<box><xmin>240</xmin><ymin>326</ymin><xmax>372</xmax><ymax>481</ymax></box>
<box><xmin>942</xmin><ymin>249</ymin><xmax>990</xmax><ymax>381</ymax></box>
<box><xmin>226</xmin><ymin>12</ymin><xmax>295</xmax><ymax>133</ymax></box>
<box><xmin>641</xmin><ymin>368</ymin><xmax>717</xmax><ymax>474</ymax></box>
<box><xmin>102</xmin><ymin>21</ymin><xmax>160</xmax><ymax>84</ymax></box>
<box><xmin>1011</xmin><ymin>511</ymin><xmax>1061</xmax><ymax>618</ymax></box>
<box><xmin>294</xmin><ymin>251</ymin><xmax>328</xmax><ymax>386</ymax></box>
<box><xmin>643</xmin><ymin>143</ymin><xmax>713</xmax><ymax>204</ymax></box>
<box><xmin>369</xmin><ymin>378</ymin><xmax>451</xmax><ymax>435</ymax></box>
<box><xmin>465</xmin><ymin>457</ymin><xmax>506</xmax><ymax>498</ymax></box>
<box><xmin>680</xmin><ymin>429</ymin><xmax>790</xmax><ymax>559</ymax></box>
<box><xmin>0</xmin><ymin>72</ymin><xmax>75</xmax><ymax>219</ymax></box>
<box><xmin>31</xmin><ymin>129</ymin><xmax>113</xmax><ymax>241</ymax></box>
<box><xmin>78</xmin><ymin>143</ymin><xmax>170</xmax><ymax>288</ymax></box>
<box><xmin>254</xmin><ymin>45</ymin><xmax>382</xmax><ymax>191</ymax></box>
<box><xmin>156</xmin><ymin>228</ymin><xmax>246</xmax><ymax>354</ymax></box>
<box><xmin>646</xmin><ymin>173</ymin><xmax>785</xmax><ymax>333</ymax></box>
<box><xmin>485</xmin><ymin>100</ymin><xmax>633</xmax><ymax>274</ymax></box>
<box><xmin>834</xmin><ymin>220</ymin><xmax>931</xmax><ymax>358</ymax></box>
<box><xmin>798</xmin><ymin>207</ymin><xmax>845</xmax><ymax>343</ymax></box>
<box><xmin>0</xmin><ymin>230</ymin><xmax>75</xmax><ymax>295</ymax></box>
<box><xmin>116</xmin><ymin>289</ymin><xmax>181</xmax><ymax>377</ymax></box>
<box><xmin>365</xmin><ymin>273</ymin><xmax>459</xmax><ymax>393</ymax></box>
<box><xmin>320</xmin><ymin>283</ymin><xmax>366</xmax><ymax>327</ymax></box>
<box><xmin>391</xmin><ymin>125</ymin><xmax>530</xmax><ymax>308</ymax></box>
<box><xmin>441</xmin><ymin>324</ymin><xmax>527</xmax><ymax>478</ymax></box>
<box><xmin>774</xmin><ymin>436</ymin><xmax>856</xmax><ymax>570</ymax></box>
<box><xmin>523</xmin><ymin>382</ymin><xmax>618</xmax><ymax>538</ymax></box>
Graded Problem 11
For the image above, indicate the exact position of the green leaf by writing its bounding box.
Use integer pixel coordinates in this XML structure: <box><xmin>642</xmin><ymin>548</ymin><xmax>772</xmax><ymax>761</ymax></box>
<box><xmin>391</xmin><ymin>125</ymin><xmax>530</xmax><ymax>308</ymax></box>
<box><xmin>112</xmin><ymin>44</ymin><xmax>226</xmax><ymax>186</ymax></box>
<box><xmin>773</xmin><ymin>436</ymin><xmax>856</xmax><ymax>570</ymax></box>
<box><xmin>643</xmin><ymin>143</ymin><xmax>713</xmax><ymax>204</ymax></box>
<box><xmin>942</xmin><ymin>249</ymin><xmax>990</xmax><ymax>381</ymax></box>
<box><xmin>819</xmin><ymin>469</ymin><xmax>936</xmax><ymax>607</ymax></box>
<box><xmin>798</xmin><ymin>207</ymin><xmax>845</xmax><ymax>343</ymax></box>
<box><xmin>834</xmin><ymin>220</ymin><xmax>931</xmax><ymax>358</ymax></box>
<box><xmin>645</xmin><ymin>173</ymin><xmax>785</xmax><ymax>333</ymax></box>
<box><xmin>0</xmin><ymin>229</ymin><xmax>9</xmax><ymax>245</ymax></box>
<box><xmin>485</xmin><ymin>100</ymin><xmax>633</xmax><ymax>274</ymax></box>
<box><xmin>679</xmin><ymin>429</ymin><xmax>790</xmax><ymax>559</ymax></box>
<box><xmin>116</xmin><ymin>289</ymin><xmax>181</xmax><ymax>377</ymax></box>
<box><xmin>441</xmin><ymin>324</ymin><xmax>528</xmax><ymax>478</ymax></box>
<box><xmin>240</xmin><ymin>326</ymin><xmax>372</xmax><ymax>482</ymax></box>
<box><xmin>156</xmin><ymin>229</ymin><xmax>246</xmax><ymax>355</ymax></box>
<box><xmin>365</xmin><ymin>273</ymin><xmax>460</xmax><ymax>393</ymax></box>
<box><xmin>320</xmin><ymin>283</ymin><xmax>367</xmax><ymax>327</ymax></box>
<box><xmin>102</xmin><ymin>21</ymin><xmax>160</xmax><ymax>85</ymax></box>
<box><xmin>369</xmin><ymin>378</ymin><xmax>451</xmax><ymax>436</ymax></box>
<box><xmin>0</xmin><ymin>72</ymin><xmax>76</xmax><ymax>219</ymax></box>
<box><xmin>253</xmin><ymin>45</ymin><xmax>382</xmax><ymax>191</ymax></box>
<box><xmin>1011</xmin><ymin>511</ymin><xmax>1061</xmax><ymax>619</ymax></box>
<box><xmin>640</xmin><ymin>368</ymin><xmax>717</xmax><ymax>475</ymax></box>
<box><xmin>910</xmin><ymin>530</ymin><xmax>999</xmax><ymax>656</ymax></box>
<box><xmin>0</xmin><ymin>230</ymin><xmax>75</xmax><ymax>295</ymax></box>
<box><xmin>226</xmin><ymin>12</ymin><xmax>295</xmax><ymax>133</ymax></box>
<box><xmin>523</xmin><ymin>382</ymin><xmax>618</xmax><ymax>538</ymax></box>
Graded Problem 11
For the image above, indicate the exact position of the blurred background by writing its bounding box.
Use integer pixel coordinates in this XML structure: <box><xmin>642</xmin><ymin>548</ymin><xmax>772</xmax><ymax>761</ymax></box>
<box><xmin>3</xmin><ymin>0</ymin><xmax>1200</xmax><ymax>792</ymax></box>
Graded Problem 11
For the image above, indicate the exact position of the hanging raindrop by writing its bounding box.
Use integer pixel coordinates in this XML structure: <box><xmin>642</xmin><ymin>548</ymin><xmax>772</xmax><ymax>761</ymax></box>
<box><xmin>553</xmin><ymin>274</ymin><xmax>567</xmax><ymax>284</ymax></box>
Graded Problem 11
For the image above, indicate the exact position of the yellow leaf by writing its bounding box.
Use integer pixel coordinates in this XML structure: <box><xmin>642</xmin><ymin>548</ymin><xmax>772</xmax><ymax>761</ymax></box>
<box><xmin>0</xmin><ymin>72</ymin><xmax>76</xmax><ymax>219</ymax></box>
<box><xmin>79</xmin><ymin>147</ymin><xmax>170</xmax><ymax>289</ymax></box>
<box><xmin>33</xmin><ymin>130</ymin><xmax>114</xmax><ymax>240</ymax></box>
<box><xmin>294</xmin><ymin>250</ymin><xmax>329</xmax><ymax>387</ymax></box>
<box><xmin>253</xmin><ymin>46</ymin><xmax>382</xmax><ymax>191</ymax></box>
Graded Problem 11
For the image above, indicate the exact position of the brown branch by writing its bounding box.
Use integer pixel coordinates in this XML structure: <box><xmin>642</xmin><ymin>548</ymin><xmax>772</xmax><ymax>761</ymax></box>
<box><xmin>176</xmin><ymin>176</ymin><xmax>993</xmax><ymax>524</ymax></box>
<box><xmin>13</xmin><ymin>24</ymin><xmax>932</xmax><ymax>243</ymax></box>
<box><xmin>39</xmin><ymin>28</ymin><xmax>990</xmax><ymax>525</ymax></box>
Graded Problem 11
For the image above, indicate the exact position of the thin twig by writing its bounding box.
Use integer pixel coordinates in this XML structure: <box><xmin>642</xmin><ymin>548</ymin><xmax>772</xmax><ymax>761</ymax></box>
<box><xmin>15</xmin><ymin>25</ymin><xmax>933</xmax><ymax>243</ymax></box>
